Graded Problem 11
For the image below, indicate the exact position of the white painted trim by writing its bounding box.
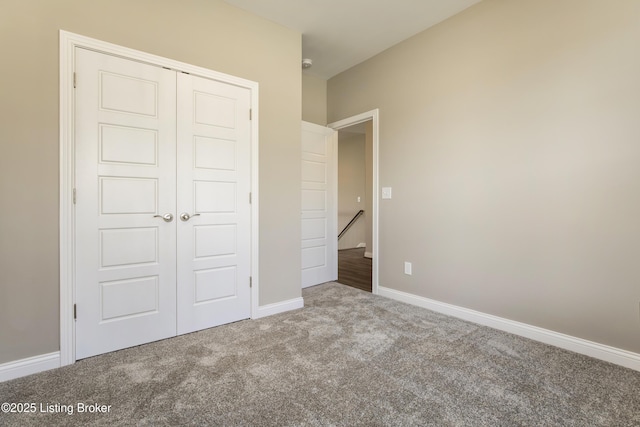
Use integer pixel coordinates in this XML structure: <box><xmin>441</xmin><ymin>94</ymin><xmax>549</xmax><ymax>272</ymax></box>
<box><xmin>364</xmin><ymin>251</ymin><xmax>373</xmax><ymax>259</ymax></box>
<box><xmin>249</xmin><ymin>79</ymin><xmax>260</xmax><ymax>322</ymax></box>
<box><xmin>329</xmin><ymin>131</ymin><xmax>338</xmax><ymax>281</ymax></box>
<box><xmin>60</xmin><ymin>30</ymin><xmax>260</xmax><ymax>366</ymax></box>
<box><xmin>329</xmin><ymin>109</ymin><xmax>380</xmax><ymax>295</ymax></box>
<box><xmin>59</xmin><ymin>31</ymin><xmax>75</xmax><ymax>368</ymax></box>
<box><xmin>0</xmin><ymin>352</ymin><xmax>61</xmax><ymax>383</ymax></box>
<box><xmin>254</xmin><ymin>298</ymin><xmax>304</xmax><ymax>319</ymax></box>
<box><xmin>379</xmin><ymin>286</ymin><xmax>640</xmax><ymax>372</ymax></box>
<box><xmin>356</xmin><ymin>242</ymin><xmax>366</xmax><ymax>248</ymax></box>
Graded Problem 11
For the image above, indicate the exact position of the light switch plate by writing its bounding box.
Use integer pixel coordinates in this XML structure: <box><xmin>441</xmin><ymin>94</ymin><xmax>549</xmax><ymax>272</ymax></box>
<box><xmin>382</xmin><ymin>187</ymin><xmax>392</xmax><ymax>199</ymax></box>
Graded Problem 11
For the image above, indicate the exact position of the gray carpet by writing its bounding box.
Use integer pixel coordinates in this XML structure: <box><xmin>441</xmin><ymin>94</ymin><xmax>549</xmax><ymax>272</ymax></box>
<box><xmin>1</xmin><ymin>282</ymin><xmax>639</xmax><ymax>426</ymax></box>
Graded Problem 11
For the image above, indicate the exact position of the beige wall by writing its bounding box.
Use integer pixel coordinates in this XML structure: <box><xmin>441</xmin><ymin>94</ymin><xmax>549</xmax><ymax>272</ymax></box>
<box><xmin>328</xmin><ymin>0</ymin><xmax>640</xmax><ymax>353</ymax></box>
<box><xmin>338</xmin><ymin>132</ymin><xmax>366</xmax><ymax>250</ymax></box>
<box><xmin>0</xmin><ymin>0</ymin><xmax>301</xmax><ymax>364</ymax></box>
<box><xmin>302</xmin><ymin>73</ymin><xmax>327</xmax><ymax>125</ymax></box>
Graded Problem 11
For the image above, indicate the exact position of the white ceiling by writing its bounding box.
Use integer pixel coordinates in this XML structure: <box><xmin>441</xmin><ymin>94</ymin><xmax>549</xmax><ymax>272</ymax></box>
<box><xmin>224</xmin><ymin>0</ymin><xmax>482</xmax><ymax>79</ymax></box>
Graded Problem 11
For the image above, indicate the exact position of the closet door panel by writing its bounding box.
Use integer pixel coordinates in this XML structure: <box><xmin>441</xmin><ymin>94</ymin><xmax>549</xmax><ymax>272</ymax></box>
<box><xmin>75</xmin><ymin>48</ymin><xmax>177</xmax><ymax>359</ymax></box>
<box><xmin>176</xmin><ymin>73</ymin><xmax>252</xmax><ymax>334</ymax></box>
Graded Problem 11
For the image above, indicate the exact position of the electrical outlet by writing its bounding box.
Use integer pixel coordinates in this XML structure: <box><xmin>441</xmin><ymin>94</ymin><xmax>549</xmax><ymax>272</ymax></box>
<box><xmin>404</xmin><ymin>262</ymin><xmax>412</xmax><ymax>275</ymax></box>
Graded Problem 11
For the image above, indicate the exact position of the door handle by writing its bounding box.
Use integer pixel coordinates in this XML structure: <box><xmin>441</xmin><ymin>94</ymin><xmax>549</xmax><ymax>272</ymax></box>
<box><xmin>153</xmin><ymin>213</ymin><xmax>174</xmax><ymax>222</ymax></box>
<box><xmin>180</xmin><ymin>212</ymin><xmax>201</xmax><ymax>222</ymax></box>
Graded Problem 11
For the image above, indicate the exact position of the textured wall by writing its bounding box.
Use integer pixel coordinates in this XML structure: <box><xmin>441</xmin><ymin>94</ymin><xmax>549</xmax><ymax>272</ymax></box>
<box><xmin>338</xmin><ymin>132</ymin><xmax>366</xmax><ymax>250</ymax></box>
<box><xmin>302</xmin><ymin>73</ymin><xmax>327</xmax><ymax>126</ymax></box>
<box><xmin>328</xmin><ymin>0</ymin><xmax>640</xmax><ymax>353</ymax></box>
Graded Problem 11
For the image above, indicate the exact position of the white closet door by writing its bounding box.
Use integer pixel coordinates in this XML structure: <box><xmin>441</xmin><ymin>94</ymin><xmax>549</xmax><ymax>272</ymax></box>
<box><xmin>75</xmin><ymin>48</ymin><xmax>177</xmax><ymax>359</ymax></box>
<box><xmin>176</xmin><ymin>72</ymin><xmax>252</xmax><ymax>335</ymax></box>
<box><xmin>301</xmin><ymin>121</ymin><xmax>338</xmax><ymax>288</ymax></box>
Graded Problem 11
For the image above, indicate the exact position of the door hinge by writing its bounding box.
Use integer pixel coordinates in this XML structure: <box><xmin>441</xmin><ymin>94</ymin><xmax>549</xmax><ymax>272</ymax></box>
<box><xmin>73</xmin><ymin>304</ymin><xmax>77</xmax><ymax>320</ymax></box>
<box><xmin>249</xmin><ymin>192</ymin><xmax>252</xmax><ymax>204</ymax></box>
<box><xmin>73</xmin><ymin>72</ymin><xmax>76</xmax><ymax>89</ymax></box>
<box><xmin>73</xmin><ymin>188</ymin><xmax>76</xmax><ymax>204</ymax></box>
<box><xmin>249</xmin><ymin>277</ymin><xmax>252</xmax><ymax>288</ymax></box>
<box><xmin>249</xmin><ymin>109</ymin><xmax>252</xmax><ymax>120</ymax></box>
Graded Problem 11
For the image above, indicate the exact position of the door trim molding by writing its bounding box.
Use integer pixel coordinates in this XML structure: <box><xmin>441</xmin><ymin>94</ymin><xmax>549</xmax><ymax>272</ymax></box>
<box><xmin>59</xmin><ymin>30</ymin><xmax>260</xmax><ymax>366</ymax></box>
<box><xmin>328</xmin><ymin>109</ymin><xmax>380</xmax><ymax>294</ymax></box>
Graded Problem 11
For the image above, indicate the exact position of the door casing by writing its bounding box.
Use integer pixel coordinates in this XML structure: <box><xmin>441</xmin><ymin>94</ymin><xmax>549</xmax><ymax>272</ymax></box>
<box><xmin>328</xmin><ymin>110</ymin><xmax>380</xmax><ymax>295</ymax></box>
<box><xmin>59</xmin><ymin>30</ymin><xmax>260</xmax><ymax>366</ymax></box>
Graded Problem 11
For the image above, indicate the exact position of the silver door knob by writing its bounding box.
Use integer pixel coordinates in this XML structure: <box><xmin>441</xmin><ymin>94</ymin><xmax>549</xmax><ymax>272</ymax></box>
<box><xmin>180</xmin><ymin>212</ymin><xmax>201</xmax><ymax>222</ymax></box>
<box><xmin>153</xmin><ymin>213</ymin><xmax>174</xmax><ymax>222</ymax></box>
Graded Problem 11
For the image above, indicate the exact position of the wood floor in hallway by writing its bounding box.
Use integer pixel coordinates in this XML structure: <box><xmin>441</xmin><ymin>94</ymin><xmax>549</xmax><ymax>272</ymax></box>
<box><xmin>337</xmin><ymin>247</ymin><xmax>372</xmax><ymax>292</ymax></box>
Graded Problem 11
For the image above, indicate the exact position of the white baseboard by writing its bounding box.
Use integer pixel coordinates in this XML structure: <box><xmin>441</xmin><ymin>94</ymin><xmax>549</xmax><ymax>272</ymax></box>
<box><xmin>364</xmin><ymin>251</ymin><xmax>373</xmax><ymax>259</ymax></box>
<box><xmin>378</xmin><ymin>286</ymin><xmax>640</xmax><ymax>372</ymax></box>
<box><xmin>254</xmin><ymin>297</ymin><xmax>304</xmax><ymax>319</ymax></box>
<box><xmin>0</xmin><ymin>352</ymin><xmax>61</xmax><ymax>382</ymax></box>
<box><xmin>357</xmin><ymin>243</ymin><xmax>366</xmax><ymax>248</ymax></box>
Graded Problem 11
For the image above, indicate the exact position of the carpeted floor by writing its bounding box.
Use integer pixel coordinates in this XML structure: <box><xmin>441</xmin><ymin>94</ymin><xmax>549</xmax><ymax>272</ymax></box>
<box><xmin>1</xmin><ymin>282</ymin><xmax>639</xmax><ymax>426</ymax></box>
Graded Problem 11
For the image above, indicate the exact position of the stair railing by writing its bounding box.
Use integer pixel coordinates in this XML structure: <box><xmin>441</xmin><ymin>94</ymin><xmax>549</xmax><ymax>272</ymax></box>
<box><xmin>338</xmin><ymin>210</ymin><xmax>364</xmax><ymax>240</ymax></box>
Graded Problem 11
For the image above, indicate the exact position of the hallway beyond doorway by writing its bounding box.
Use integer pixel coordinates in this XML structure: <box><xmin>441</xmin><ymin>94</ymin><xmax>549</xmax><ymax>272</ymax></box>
<box><xmin>337</xmin><ymin>248</ymin><xmax>372</xmax><ymax>292</ymax></box>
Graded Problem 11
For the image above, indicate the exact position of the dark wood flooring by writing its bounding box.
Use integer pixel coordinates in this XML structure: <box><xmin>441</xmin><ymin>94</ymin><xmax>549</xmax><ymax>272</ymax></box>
<box><xmin>337</xmin><ymin>248</ymin><xmax>372</xmax><ymax>292</ymax></box>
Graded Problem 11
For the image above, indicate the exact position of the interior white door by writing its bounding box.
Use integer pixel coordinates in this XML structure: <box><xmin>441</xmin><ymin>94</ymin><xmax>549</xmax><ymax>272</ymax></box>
<box><xmin>301</xmin><ymin>121</ymin><xmax>338</xmax><ymax>288</ymax></box>
<box><xmin>75</xmin><ymin>48</ymin><xmax>178</xmax><ymax>359</ymax></box>
<box><xmin>75</xmin><ymin>48</ymin><xmax>253</xmax><ymax>359</ymax></box>
<box><xmin>176</xmin><ymin>73</ymin><xmax>252</xmax><ymax>334</ymax></box>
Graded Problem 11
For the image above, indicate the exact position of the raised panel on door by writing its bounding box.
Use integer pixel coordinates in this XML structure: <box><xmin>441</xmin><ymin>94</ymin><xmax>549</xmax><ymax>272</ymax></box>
<box><xmin>176</xmin><ymin>72</ymin><xmax>251</xmax><ymax>335</ymax></box>
<box><xmin>301</xmin><ymin>122</ymin><xmax>338</xmax><ymax>288</ymax></box>
<box><xmin>75</xmin><ymin>48</ymin><xmax>177</xmax><ymax>359</ymax></box>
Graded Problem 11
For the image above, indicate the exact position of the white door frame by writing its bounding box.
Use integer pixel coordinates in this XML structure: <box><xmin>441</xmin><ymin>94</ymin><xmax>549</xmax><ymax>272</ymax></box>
<box><xmin>59</xmin><ymin>30</ymin><xmax>260</xmax><ymax>366</ymax></box>
<box><xmin>328</xmin><ymin>109</ymin><xmax>379</xmax><ymax>294</ymax></box>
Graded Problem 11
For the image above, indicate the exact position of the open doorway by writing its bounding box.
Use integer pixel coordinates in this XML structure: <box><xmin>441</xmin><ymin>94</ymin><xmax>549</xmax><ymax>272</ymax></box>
<box><xmin>329</xmin><ymin>109</ymin><xmax>379</xmax><ymax>294</ymax></box>
<box><xmin>336</xmin><ymin>122</ymin><xmax>373</xmax><ymax>292</ymax></box>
